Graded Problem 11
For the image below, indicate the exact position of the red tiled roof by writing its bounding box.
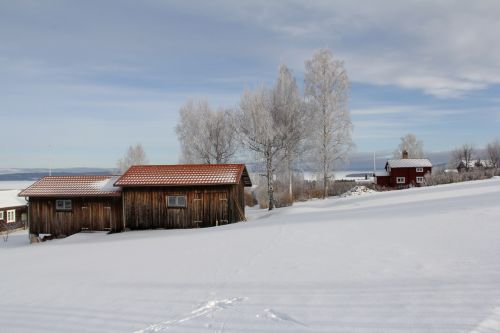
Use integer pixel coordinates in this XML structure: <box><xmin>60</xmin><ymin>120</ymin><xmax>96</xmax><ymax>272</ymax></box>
<box><xmin>19</xmin><ymin>175</ymin><xmax>122</xmax><ymax>197</ymax></box>
<box><xmin>114</xmin><ymin>164</ymin><xmax>252</xmax><ymax>187</ymax></box>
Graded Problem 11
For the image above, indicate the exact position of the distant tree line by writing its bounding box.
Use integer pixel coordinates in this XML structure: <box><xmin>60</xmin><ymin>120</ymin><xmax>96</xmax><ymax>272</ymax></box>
<box><xmin>176</xmin><ymin>48</ymin><xmax>353</xmax><ymax>210</ymax></box>
<box><xmin>423</xmin><ymin>139</ymin><xmax>500</xmax><ymax>186</ymax></box>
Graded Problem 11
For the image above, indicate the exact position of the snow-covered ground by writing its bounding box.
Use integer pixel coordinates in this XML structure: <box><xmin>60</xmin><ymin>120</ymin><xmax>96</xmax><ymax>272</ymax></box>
<box><xmin>1</xmin><ymin>178</ymin><xmax>500</xmax><ymax>332</ymax></box>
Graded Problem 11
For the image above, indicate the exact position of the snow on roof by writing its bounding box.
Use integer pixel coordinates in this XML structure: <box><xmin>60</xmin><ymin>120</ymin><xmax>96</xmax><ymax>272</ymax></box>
<box><xmin>114</xmin><ymin>164</ymin><xmax>252</xmax><ymax>187</ymax></box>
<box><xmin>19</xmin><ymin>176</ymin><xmax>122</xmax><ymax>197</ymax></box>
<box><xmin>387</xmin><ymin>159</ymin><xmax>432</xmax><ymax>168</ymax></box>
<box><xmin>374</xmin><ymin>171</ymin><xmax>389</xmax><ymax>177</ymax></box>
<box><xmin>0</xmin><ymin>190</ymin><xmax>26</xmax><ymax>208</ymax></box>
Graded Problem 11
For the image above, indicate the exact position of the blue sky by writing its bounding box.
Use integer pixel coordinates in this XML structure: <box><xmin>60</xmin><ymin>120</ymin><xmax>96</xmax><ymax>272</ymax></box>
<box><xmin>1</xmin><ymin>0</ymin><xmax>499</xmax><ymax>168</ymax></box>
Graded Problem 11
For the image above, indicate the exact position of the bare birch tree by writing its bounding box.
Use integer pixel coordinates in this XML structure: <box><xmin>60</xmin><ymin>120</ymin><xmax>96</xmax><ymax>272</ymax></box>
<box><xmin>393</xmin><ymin>133</ymin><xmax>424</xmax><ymax>159</ymax></box>
<box><xmin>451</xmin><ymin>144</ymin><xmax>475</xmax><ymax>171</ymax></box>
<box><xmin>304</xmin><ymin>49</ymin><xmax>352</xmax><ymax>198</ymax></box>
<box><xmin>486</xmin><ymin>139</ymin><xmax>500</xmax><ymax>168</ymax></box>
<box><xmin>117</xmin><ymin>143</ymin><xmax>148</xmax><ymax>173</ymax></box>
<box><xmin>272</xmin><ymin>65</ymin><xmax>307</xmax><ymax>202</ymax></box>
<box><xmin>237</xmin><ymin>86</ymin><xmax>284</xmax><ymax>210</ymax></box>
<box><xmin>176</xmin><ymin>99</ymin><xmax>238</xmax><ymax>164</ymax></box>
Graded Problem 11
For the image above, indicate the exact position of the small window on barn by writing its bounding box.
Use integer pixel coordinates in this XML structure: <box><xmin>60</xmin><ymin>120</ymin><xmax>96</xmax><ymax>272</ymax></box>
<box><xmin>56</xmin><ymin>199</ymin><xmax>72</xmax><ymax>211</ymax></box>
<box><xmin>416</xmin><ymin>167</ymin><xmax>423</xmax><ymax>172</ymax></box>
<box><xmin>0</xmin><ymin>211</ymin><xmax>3</xmax><ymax>220</ymax></box>
<box><xmin>396</xmin><ymin>177</ymin><xmax>405</xmax><ymax>184</ymax></box>
<box><xmin>167</xmin><ymin>195</ymin><xmax>187</xmax><ymax>208</ymax></box>
<box><xmin>7</xmin><ymin>210</ymin><xmax>16</xmax><ymax>223</ymax></box>
<box><xmin>416</xmin><ymin>177</ymin><xmax>424</xmax><ymax>184</ymax></box>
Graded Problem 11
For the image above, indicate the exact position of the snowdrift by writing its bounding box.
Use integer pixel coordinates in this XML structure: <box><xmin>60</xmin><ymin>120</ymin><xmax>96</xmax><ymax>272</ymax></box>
<box><xmin>1</xmin><ymin>178</ymin><xmax>500</xmax><ymax>332</ymax></box>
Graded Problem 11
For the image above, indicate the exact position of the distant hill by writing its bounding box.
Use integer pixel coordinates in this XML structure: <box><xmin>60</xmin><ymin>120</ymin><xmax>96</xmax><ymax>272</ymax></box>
<box><xmin>0</xmin><ymin>168</ymin><xmax>117</xmax><ymax>181</ymax></box>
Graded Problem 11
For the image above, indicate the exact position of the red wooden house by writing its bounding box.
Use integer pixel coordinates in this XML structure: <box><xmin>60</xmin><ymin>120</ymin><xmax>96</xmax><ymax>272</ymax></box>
<box><xmin>375</xmin><ymin>151</ymin><xmax>432</xmax><ymax>189</ymax></box>
<box><xmin>0</xmin><ymin>190</ymin><xmax>28</xmax><ymax>231</ymax></box>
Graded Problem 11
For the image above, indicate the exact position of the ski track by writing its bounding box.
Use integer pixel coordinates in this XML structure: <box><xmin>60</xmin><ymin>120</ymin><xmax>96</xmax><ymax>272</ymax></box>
<box><xmin>134</xmin><ymin>297</ymin><xmax>247</xmax><ymax>332</ymax></box>
<box><xmin>257</xmin><ymin>308</ymin><xmax>307</xmax><ymax>327</ymax></box>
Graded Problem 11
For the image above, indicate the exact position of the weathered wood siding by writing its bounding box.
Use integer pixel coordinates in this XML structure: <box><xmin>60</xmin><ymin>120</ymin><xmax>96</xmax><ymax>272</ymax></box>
<box><xmin>123</xmin><ymin>184</ymin><xmax>246</xmax><ymax>230</ymax></box>
<box><xmin>28</xmin><ymin>197</ymin><xmax>122</xmax><ymax>236</ymax></box>
<box><xmin>0</xmin><ymin>205</ymin><xmax>28</xmax><ymax>231</ymax></box>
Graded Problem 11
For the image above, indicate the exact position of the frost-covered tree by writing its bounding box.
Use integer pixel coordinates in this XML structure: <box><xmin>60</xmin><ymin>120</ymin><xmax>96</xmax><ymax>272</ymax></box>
<box><xmin>117</xmin><ymin>143</ymin><xmax>148</xmax><ymax>173</ymax></box>
<box><xmin>393</xmin><ymin>133</ymin><xmax>424</xmax><ymax>159</ymax></box>
<box><xmin>304</xmin><ymin>48</ymin><xmax>352</xmax><ymax>198</ymax></box>
<box><xmin>237</xmin><ymin>86</ymin><xmax>284</xmax><ymax>210</ymax></box>
<box><xmin>272</xmin><ymin>65</ymin><xmax>307</xmax><ymax>202</ymax></box>
<box><xmin>486</xmin><ymin>139</ymin><xmax>500</xmax><ymax>168</ymax></box>
<box><xmin>451</xmin><ymin>144</ymin><xmax>475</xmax><ymax>171</ymax></box>
<box><xmin>176</xmin><ymin>99</ymin><xmax>238</xmax><ymax>164</ymax></box>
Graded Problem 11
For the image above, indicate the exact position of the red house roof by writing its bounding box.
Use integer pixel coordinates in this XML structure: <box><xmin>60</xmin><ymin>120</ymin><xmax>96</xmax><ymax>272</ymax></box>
<box><xmin>114</xmin><ymin>164</ymin><xmax>252</xmax><ymax>187</ymax></box>
<box><xmin>19</xmin><ymin>175</ymin><xmax>122</xmax><ymax>197</ymax></box>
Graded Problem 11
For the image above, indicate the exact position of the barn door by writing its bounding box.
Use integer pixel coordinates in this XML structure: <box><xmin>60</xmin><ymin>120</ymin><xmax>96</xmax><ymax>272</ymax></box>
<box><xmin>81</xmin><ymin>206</ymin><xmax>90</xmax><ymax>231</ymax></box>
<box><xmin>217</xmin><ymin>192</ymin><xmax>228</xmax><ymax>225</ymax></box>
<box><xmin>193</xmin><ymin>192</ymin><xmax>203</xmax><ymax>228</ymax></box>
<box><xmin>103</xmin><ymin>206</ymin><xmax>112</xmax><ymax>231</ymax></box>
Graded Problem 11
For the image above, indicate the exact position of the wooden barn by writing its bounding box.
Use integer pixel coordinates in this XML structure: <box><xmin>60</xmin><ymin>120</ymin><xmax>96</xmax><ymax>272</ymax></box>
<box><xmin>19</xmin><ymin>176</ymin><xmax>123</xmax><ymax>237</ymax></box>
<box><xmin>114</xmin><ymin>164</ymin><xmax>252</xmax><ymax>230</ymax></box>
<box><xmin>0</xmin><ymin>190</ymin><xmax>28</xmax><ymax>231</ymax></box>
<box><xmin>375</xmin><ymin>151</ymin><xmax>432</xmax><ymax>189</ymax></box>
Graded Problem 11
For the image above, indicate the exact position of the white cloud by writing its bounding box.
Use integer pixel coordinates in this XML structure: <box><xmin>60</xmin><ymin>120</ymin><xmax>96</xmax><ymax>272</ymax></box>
<box><xmin>194</xmin><ymin>0</ymin><xmax>500</xmax><ymax>97</ymax></box>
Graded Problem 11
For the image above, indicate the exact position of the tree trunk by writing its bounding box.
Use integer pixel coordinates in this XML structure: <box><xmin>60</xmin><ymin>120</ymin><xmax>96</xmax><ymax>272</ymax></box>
<box><xmin>287</xmin><ymin>153</ymin><xmax>293</xmax><ymax>203</ymax></box>
<box><xmin>322</xmin><ymin>113</ymin><xmax>328</xmax><ymax>199</ymax></box>
<box><xmin>323</xmin><ymin>160</ymin><xmax>328</xmax><ymax>199</ymax></box>
<box><xmin>266</xmin><ymin>145</ymin><xmax>275</xmax><ymax>211</ymax></box>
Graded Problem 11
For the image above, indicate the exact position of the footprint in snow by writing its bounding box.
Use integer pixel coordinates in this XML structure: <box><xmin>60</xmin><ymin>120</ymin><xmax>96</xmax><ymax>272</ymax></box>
<box><xmin>134</xmin><ymin>297</ymin><xmax>247</xmax><ymax>332</ymax></box>
<box><xmin>256</xmin><ymin>308</ymin><xmax>307</xmax><ymax>327</ymax></box>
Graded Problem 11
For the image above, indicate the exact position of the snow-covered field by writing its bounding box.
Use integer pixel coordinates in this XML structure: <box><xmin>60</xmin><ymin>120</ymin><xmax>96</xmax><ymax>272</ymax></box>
<box><xmin>0</xmin><ymin>180</ymin><xmax>35</xmax><ymax>191</ymax></box>
<box><xmin>1</xmin><ymin>178</ymin><xmax>500</xmax><ymax>332</ymax></box>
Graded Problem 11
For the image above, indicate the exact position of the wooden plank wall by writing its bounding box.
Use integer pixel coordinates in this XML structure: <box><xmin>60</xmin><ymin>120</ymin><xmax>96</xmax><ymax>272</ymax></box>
<box><xmin>123</xmin><ymin>184</ymin><xmax>246</xmax><ymax>230</ymax></box>
<box><xmin>28</xmin><ymin>197</ymin><xmax>122</xmax><ymax>236</ymax></box>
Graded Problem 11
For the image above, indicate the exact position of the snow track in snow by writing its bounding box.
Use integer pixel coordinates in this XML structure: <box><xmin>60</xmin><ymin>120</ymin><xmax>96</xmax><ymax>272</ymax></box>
<box><xmin>257</xmin><ymin>308</ymin><xmax>307</xmax><ymax>327</ymax></box>
<box><xmin>134</xmin><ymin>297</ymin><xmax>247</xmax><ymax>332</ymax></box>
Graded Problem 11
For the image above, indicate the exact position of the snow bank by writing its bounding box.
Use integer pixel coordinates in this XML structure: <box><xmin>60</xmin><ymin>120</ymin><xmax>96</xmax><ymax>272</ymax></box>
<box><xmin>339</xmin><ymin>185</ymin><xmax>376</xmax><ymax>197</ymax></box>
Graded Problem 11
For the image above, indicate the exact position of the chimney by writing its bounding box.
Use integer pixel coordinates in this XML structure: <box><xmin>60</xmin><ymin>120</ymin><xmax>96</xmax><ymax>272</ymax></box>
<box><xmin>402</xmin><ymin>150</ymin><xmax>409</xmax><ymax>159</ymax></box>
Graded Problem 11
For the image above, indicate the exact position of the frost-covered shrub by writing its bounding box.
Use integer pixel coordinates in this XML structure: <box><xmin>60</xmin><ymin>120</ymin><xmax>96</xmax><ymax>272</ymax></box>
<box><xmin>424</xmin><ymin>168</ymin><xmax>499</xmax><ymax>186</ymax></box>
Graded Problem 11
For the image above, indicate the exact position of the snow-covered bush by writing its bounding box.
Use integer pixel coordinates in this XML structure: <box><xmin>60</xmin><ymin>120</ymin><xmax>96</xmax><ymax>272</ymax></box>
<box><xmin>424</xmin><ymin>168</ymin><xmax>500</xmax><ymax>186</ymax></box>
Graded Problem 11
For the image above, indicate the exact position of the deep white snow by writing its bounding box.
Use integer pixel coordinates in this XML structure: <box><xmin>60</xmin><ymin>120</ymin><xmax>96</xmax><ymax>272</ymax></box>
<box><xmin>1</xmin><ymin>178</ymin><xmax>500</xmax><ymax>332</ymax></box>
<box><xmin>0</xmin><ymin>181</ymin><xmax>35</xmax><ymax>191</ymax></box>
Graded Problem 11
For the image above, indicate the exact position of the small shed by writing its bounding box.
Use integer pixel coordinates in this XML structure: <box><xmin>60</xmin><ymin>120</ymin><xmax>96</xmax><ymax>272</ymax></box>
<box><xmin>0</xmin><ymin>190</ymin><xmax>28</xmax><ymax>231</ymax></box>
<box><xmin>114</xmin><ymin>164</ymin><xmax>252</xmax><ymax>230</ymax></box>
<box><xmin>19</xmin><ymin>176</ymin><xmax>122</xmax><ymax>237</ymax></box>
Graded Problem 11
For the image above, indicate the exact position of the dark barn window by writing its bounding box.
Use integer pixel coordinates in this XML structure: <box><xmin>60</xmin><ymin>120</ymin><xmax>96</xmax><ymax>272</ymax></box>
<box><xmin>167</xmin><ymin>195</ymin><xmax>186</xmax><ymax>208</ymax></box>
<box><xmin>56</xmin><ymin>199</ymin><xmax>72</xmax><ymax>211</ymax></box>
